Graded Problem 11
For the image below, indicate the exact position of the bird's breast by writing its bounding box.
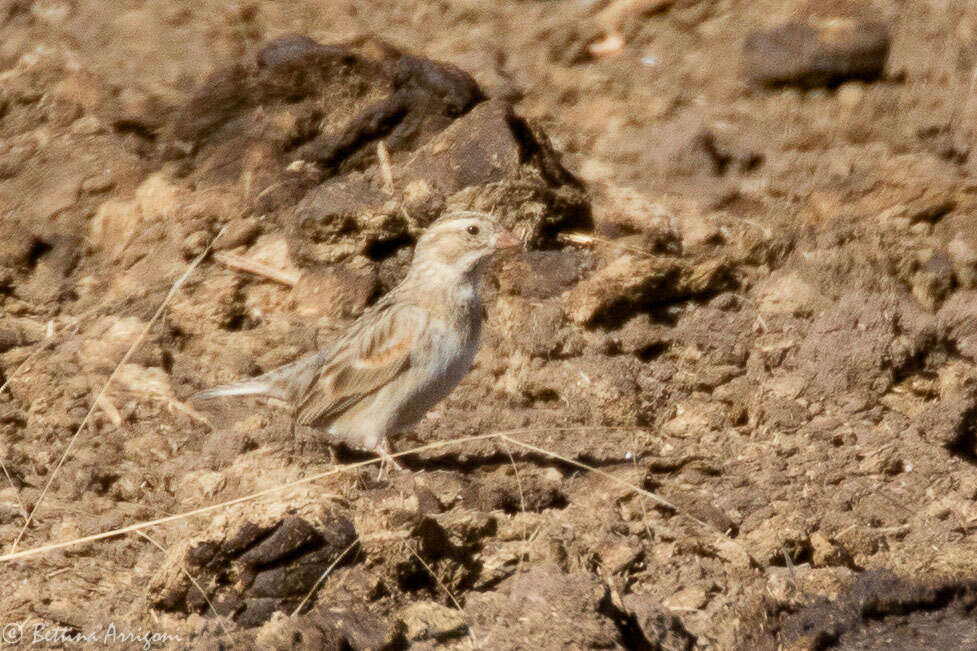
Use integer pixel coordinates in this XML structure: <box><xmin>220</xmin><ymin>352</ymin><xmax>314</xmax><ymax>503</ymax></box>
<box><xmin>391</xmin><ymin>315</ymin><xmax>480</xmax><ymax>431</ymax></box>
<box><xmin>424</xmin><ymin>317</ymin><xmax>479</xmax><ymax>394</ymax></box>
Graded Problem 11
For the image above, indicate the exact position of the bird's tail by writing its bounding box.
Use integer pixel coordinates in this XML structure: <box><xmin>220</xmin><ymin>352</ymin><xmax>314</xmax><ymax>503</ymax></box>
<box><xmin>192</xmin><ymin>378</ymin><xmax>277</xmax><ymax>401</ymax></box>
<box><xmin>191</xmin><ymin>350</ymin><xmax>328</xmax><ymax>404</ymax></box>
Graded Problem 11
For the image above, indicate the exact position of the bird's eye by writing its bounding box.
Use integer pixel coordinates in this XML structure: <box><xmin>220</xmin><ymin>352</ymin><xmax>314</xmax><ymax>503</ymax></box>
<box><xmin>466</xmin><ymin>225</ymin><xmax>480</xmax><ymax>236</ymax></box>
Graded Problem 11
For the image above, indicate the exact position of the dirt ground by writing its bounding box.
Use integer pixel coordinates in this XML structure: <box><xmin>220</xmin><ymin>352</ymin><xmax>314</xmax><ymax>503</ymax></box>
<box><xmin>3</xmin><ymin>0</ymin><xmax>977</xmax><ymax>649</ymax></box>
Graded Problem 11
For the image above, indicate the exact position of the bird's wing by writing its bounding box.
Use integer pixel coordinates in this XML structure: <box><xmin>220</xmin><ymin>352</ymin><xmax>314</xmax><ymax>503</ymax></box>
<box><xmin>295</xmin><ymin>302</ymin><xmax>426</xmax><ymax>427</ymax></box>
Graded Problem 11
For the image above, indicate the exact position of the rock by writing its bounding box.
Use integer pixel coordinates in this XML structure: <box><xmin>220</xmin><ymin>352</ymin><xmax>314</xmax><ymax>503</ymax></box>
<box><xmin>466</xmin><ymin>565</ymin><xmax>618</xmax><ymax>648</ymax></box>
<box><xmin>289</xmin><ymin>264</ymin><xmax>377</xmax><ymax>321</ymax></box>
<box><xmin>948</xmin><ymin>234</ymin><xmax>977</xmax><ymax>288</ymax></box>
<box><xmin>914</xmin><ymin>388</ymin><xmax>977</xmax><ymax>453</ymax></box>
<box><xmin>663</xmin><ymin>586</ymin><xmax>709</xmax><ymax>611</ymax></box>
<box><xmin>769</xmin><ymin>572</ymin><xmax>977</xmax><ymax>650</ymax></box>
<box><xmin>810</xmin><ymin>531</ymin><xmax>854</xmax><ymax>568</ymax></box>
<box><xmin>744</xmin><ymin>513</ymin><xmax>813</xmax><ymax>567</ymax></box>
<box><xmin>240</xmin><ymin>516</ymin><xmax>327</xmax><ymax>567</ymax></box>
<box><xmin>939</xmin><ymin>291</ymin><xmax>977</xmax><ymax>361</ymax></box>
<box><xmin>565</xmin><ymin>253</ymin><xmax>730</xmax><ymax>326</ymax></box>
<box><xmin>743</xmin><ymin>19</ymin><xmax>889</xmax><ymax>88</ymax></box>
<box><xmin>316</xmin><ymin>606</ymin><xmax>403</xmax><ymax>649</ymax></box>
<box><xmin>215</xmin><ymin>217</ymin><xmax>262</xmax><ymax>251</ymax></box>
<box><xmin>201</xmin><ymin>429</ymin><xmax>257</xmax><ymax>467</ymax></box>
<box><xmin>401</xmin><ymin>99</ymin><xmax>522</xmax><ymax>196</ymax></box>
<box><xmin>398</xmin><ymin>601</ymin><xmax>468</xmax><ymax>642</ymax></box>
<box><xmin>462</xmin><ymin>470</ymin><xmax>567</xmax><ymax>513</ymax></box>
<box><xmin>289</xmin><ymin>97</ymin><xmax>590</xmax><ymax>266</ymax></box>
<box><xmin>176</xmin><ymin>470</ymin><xmax>226</xmax><ymax>501</ymax></box>
<box><xmin>153</xmin><ymin>514</ymin><xmax>358</xmax><ymax>627</ymax></box>
<box><xmin>599</xmin><ymin>536</ymin><xmax>643</xmax><ymax>575</ymax></box>
<box><xmin>912</xmin><ymin>250</ymin><xmax>955</xmax><ymax>312</ymax></box>
<box><xmin>757</xmin><ymin>271</ymin><xmax>823</xmax><ymax>316</ymax></box>
<box><xmin>794</xmin><ymin>292</ymin><xmax>930</xmax><ymax>404</ymax></box>
<box><xmin>621</xmin><ymin>593</ymin><xmax>696</xmax><ymax>650</ymax></box>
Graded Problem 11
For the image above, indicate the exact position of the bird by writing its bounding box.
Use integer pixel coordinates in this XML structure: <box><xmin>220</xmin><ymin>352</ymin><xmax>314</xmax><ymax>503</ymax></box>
<box><xmin>193</xmin><ymin>210</ymin><xmax>521</xmax><ymax>475</ymax></box>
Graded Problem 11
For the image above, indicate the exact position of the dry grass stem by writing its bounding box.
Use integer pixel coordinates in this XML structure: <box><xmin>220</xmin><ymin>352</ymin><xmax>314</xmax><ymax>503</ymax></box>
<box><xmin>212</xmin><ymin>250</ymin><xmax>301</xmax><ymax>286</ymax></box>
<box><xmin>0</xmin><ymin>426</ymin><xmax>730</xmax><ymax>565</ymax></box>
<box><xmin>407</xmin><ymin>544</ymin><xmax>480</xmax><ymax>649</ymax></box>
<box><xmin>290</xmin><ymin>538</ymin><xmax>359</xmax><ymax>616</ymax></box>
<box><xmin>8</xmin><ymin>226</ymin><xmax>228</xmax><ymax>555</ymax></box>
<box><xmin>557</xmin><ymin>231</ymin><xmax>667</xmax><ymax>258</ymax></box>
<box><xmin>136</xmin><ymin>531</ymin><xmax>232</xmax><ymax>640</ymax></box>
<box><xmin>377</xmin><ymin>140</ymin><xmax>395</xmax><ymax>194</ymax></box>
<box><xmin>164</xmin><ymin>398</ymin><xmax>213</xmax><ymax>428</ymax></box>
<box><xmin>0</xmin><ymin>431</ymin><xmax>503</xmax><ymax>563</ymax></box>
<box><xmin>0</xmin><ymin>458</ymin><xmax>28</xmax><ymax>522</ymax></box>
<box><xmin>500</xmin><ymin>441</ymin><xmax>530</xmax><ymax>571</ymax></box>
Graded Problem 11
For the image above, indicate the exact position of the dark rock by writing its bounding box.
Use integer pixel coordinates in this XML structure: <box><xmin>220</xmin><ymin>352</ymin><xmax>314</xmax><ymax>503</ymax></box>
<box><xmin>154</xmin><ymin>514</ymin><xmax>358</xmax><ymax>627</ymax></box>
<box><xmin>237</xmin><ymin>597</ymin><xmax>290</xmax><ymax>629</ymax></box>
<box><xmin>221</xmin><ymin>521</ymin><xmax>273</xmax><ymax>556</ymax></box>
<box><xmin>743</xmin><ymin>19</ymin><xmax>889</xmax><ymax>88</ymax></box>
<box><xmin>186</xmin><ymin>540</ymin><xmax>220</xmax><ymax>568</ymax></box>
<box><xmin>166</xmin><ymin>34</ymin><xmax>589</xmax><ymax>277</ymax></box>
<box><xmin>249</xmin><ymin>563</ymin><xmax>327</xmax><ymax>598</ymax></box>
<box><xmin>171</xmin><ymin>35</ymin><xmax>481</xmax><ymax>171</ymax></box>
<box><xmin>766</xmin><ymin>572</ymin><xmax>977</xmax><ymax>650</ymax></box>
<box><xmin>317</xmin><ymin>606</ymin><xmax>405</xmax><ymax>650</ymax></box>
<box><xmin>289</xmin><ymin>97</ymin><xmax>590</xmax><ymax>266</ymax></box>
<box><xmin>239</xmin><ymin>516</ymin><xmax>321</xmax><ymax>567</ymax></box>
<box><xmin>401</xmin><ymin>99</ymin><xmax>522</xmax><ymax>194</ymax></box>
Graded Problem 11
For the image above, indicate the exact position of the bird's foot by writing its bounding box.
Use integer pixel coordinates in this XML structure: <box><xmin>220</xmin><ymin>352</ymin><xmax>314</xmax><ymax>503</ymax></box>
<box><xmin>375</xmin><ymin>441</ymin><xmax>404</xmax><ymax>480</ymax></box>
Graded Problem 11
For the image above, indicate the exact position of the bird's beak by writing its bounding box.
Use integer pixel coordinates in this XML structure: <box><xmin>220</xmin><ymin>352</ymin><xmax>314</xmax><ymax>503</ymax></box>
<box><xmin>492</xmin><ymin>230</ymin><xmax>521</xmax><ymax>249</ymax></box>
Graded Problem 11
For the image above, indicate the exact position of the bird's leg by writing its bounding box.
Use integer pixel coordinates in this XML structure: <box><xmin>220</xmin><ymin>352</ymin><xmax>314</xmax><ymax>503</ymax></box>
<box><xmin>375</xmin><ymin>439</ymin><xmax>403</xmax><ymax>480</ymax></box>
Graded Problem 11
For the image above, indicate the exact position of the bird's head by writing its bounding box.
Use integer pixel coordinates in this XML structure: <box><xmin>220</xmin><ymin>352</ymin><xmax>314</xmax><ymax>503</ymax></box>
<box><xmin>411</xmin><ymin>211</ymin><xmax>521</xmax><ymax>277</ymax></box>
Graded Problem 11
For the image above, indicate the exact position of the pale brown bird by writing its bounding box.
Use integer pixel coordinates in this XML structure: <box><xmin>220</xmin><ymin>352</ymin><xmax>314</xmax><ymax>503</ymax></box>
<box><xmin>194</xmin><ymin>210</ymin><xmax>520</xmax><ymax>473</ymax></box>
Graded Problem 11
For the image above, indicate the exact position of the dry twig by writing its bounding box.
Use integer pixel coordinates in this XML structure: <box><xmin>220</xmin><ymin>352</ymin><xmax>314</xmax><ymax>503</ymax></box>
<box><xmin>212</xmin><ymin>250</ymin><xmax>300</xmax><ymax>287</ymax></box>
